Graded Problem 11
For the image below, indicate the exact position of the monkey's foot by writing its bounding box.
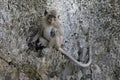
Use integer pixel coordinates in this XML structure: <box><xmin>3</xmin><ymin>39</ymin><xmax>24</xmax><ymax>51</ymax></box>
<box><xmin>42</xmin><ymin>48</ymin><xmax>51</xmax><ymax>55</ymax></box>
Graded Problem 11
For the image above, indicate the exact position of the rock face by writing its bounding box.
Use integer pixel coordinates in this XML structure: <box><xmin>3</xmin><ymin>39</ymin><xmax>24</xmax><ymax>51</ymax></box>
<box><xmin>0</xmin><ymin>0</ymin><xmax>120</xmax><ymax>80</ymax></box>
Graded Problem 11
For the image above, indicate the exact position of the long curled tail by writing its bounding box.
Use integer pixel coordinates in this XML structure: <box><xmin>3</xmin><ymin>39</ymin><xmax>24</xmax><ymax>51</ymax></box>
<box><xmin>58</xmin><ymin>46</ymin><xmax>92</xmax><ymax>67</ymax></box>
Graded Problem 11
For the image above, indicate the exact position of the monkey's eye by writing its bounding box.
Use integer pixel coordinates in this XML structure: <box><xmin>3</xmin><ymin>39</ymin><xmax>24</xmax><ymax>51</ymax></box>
<box><xmin>53</xmin><ymin>17</ymin><xmax>56</xmax><ymax>21</ymax></box>
<box><xmin>48</xmin><ymin>18</ymin><xmax>51</xmax><ymax>22</ymax></box>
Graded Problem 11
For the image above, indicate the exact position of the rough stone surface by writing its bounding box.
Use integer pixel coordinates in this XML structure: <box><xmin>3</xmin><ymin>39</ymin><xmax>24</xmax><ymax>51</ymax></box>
<box><xmin>0</xmin><ymin>0</ymin><xmax>120</xmax><ymax>80</ymax></box>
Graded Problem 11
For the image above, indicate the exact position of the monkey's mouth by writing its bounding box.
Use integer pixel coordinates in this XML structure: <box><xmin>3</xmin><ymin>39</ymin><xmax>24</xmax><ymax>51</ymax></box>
<box><xmin>48</xmin><ymin>21</ymin><xmax>54</xmax><ymax>25</ymax></box>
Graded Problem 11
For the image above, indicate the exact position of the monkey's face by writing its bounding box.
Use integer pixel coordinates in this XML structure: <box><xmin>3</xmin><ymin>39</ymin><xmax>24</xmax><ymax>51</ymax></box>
<box><xmin>47</xmin><ymin>15</ymin><xmax>56</xmax><ymax>25</ymax></box>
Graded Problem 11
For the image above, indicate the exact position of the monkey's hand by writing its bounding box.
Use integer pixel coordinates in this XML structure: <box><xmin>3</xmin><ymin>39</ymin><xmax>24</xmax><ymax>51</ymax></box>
<box><xmin>42</xmin><ymin>48</ymin><xmax>51</xmax><ymax>54</ymax></box>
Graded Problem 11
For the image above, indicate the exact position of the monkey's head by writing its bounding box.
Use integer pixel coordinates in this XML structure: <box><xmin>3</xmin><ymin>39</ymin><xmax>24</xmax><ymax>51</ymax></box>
<box><xmin>44</xmin><ymin>9</ymin><xmax>58</xmax><ymax>25</ymax></box>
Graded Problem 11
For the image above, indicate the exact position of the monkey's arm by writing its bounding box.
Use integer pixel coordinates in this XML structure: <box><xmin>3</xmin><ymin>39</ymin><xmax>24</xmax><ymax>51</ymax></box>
<box><xmin>58</xmin><ymin>46</ymin><xmax>92</xmax><ymax>67</ymax></box>
<box><xmin>58</xmin><ymin>26</ymin><xmax>64</xmax><ymax>36</ymax></box>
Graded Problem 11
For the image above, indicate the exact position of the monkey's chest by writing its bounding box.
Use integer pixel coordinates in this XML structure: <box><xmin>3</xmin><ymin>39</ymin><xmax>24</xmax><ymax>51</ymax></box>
<box><xmin>43</xmin><ymin>27</ymin><xmax>53</xmax><ymax>41</ymax></box>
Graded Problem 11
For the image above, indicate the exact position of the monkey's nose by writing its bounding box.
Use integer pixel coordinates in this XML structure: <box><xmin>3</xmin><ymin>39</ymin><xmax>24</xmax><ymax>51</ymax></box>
<box><xmin>50</xmin><ymin>21</ymin><xmax>54</xmax><ymax>24</ymax></box>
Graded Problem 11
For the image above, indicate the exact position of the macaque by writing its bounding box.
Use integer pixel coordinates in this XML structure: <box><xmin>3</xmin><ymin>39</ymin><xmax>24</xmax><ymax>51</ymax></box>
<box><xmin>41</xmin><ymin>9</ymin><xmax>92</xmax><ymax>67</ymax></box>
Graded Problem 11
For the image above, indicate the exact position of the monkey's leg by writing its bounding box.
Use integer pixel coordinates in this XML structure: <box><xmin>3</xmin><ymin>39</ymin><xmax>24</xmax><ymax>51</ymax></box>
<box><xmin>48</xmin><ymin>39</ymin><xmax>54</xmax><ymax>49</ymax></box>
<box><xmin>55</xmin><ymin>35</ymin><xmax>62</xmax><ymax>49</ymax></box>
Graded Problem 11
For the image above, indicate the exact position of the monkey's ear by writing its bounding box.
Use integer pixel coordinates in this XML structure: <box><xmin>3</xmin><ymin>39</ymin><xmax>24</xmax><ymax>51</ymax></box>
<box><xmin>44</xmin><ymin>10</ymin><xmax>48</xmax><ymax>16</ymax></box>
